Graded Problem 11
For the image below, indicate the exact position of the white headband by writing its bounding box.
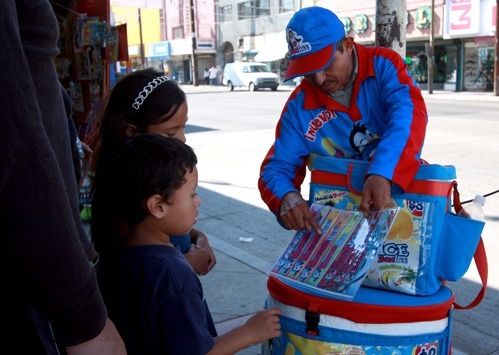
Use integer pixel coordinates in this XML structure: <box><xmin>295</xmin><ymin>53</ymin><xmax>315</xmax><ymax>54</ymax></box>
<box><xmin>131</xmin><ymin>76</ymin><xmax>169</xmax><ymax>110</ymax></box>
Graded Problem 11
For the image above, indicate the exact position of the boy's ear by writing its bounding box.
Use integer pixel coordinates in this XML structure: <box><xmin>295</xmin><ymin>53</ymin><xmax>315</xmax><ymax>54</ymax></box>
<box><xmin>125</xmin><ymin>123</ymin><xmax>138</xmax><ymax>137</ymax></box>
<box><xmin>146</xmin><ymin>194</ymin><xmax>167</xmax><ymax>219</ymax></box>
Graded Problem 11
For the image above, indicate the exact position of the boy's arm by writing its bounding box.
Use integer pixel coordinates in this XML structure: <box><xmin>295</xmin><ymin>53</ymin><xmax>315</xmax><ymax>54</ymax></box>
<box><xmin>207</xmin><ymin>308</ymin><xmax>281</xmax><ymax>355</ymax></box>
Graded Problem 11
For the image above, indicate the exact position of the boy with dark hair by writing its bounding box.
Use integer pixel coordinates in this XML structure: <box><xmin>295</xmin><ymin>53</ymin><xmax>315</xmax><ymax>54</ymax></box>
<box><xmin>92</xmin><ymin>133</ymin><xmax>281</xmax><ymax>355</ymax></box>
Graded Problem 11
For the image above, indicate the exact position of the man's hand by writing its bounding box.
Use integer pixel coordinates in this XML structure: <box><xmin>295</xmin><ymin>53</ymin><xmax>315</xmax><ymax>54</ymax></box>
<box><xmin>359</xmin><ymin>175</ymin><xmax>392</xmax><ymax>215</ymax></box>
<box><xmin>280</xmin><ymin>192</ymin><xmax>321</xmax><ymax>234</ymax></box>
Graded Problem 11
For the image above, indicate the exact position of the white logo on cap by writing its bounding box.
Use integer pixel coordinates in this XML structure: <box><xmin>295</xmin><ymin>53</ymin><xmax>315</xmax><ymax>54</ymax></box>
<box><xmin>287</xmin><ymin>29</ymin><xmax>311</xmax><ymax>57</ymax></box>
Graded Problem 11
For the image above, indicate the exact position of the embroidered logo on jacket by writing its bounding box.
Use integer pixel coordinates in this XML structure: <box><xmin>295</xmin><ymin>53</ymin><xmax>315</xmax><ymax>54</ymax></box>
<box><xmin>304</xmin><ymin>110</ymin><xmax>337</xmax><ymax>141</ymax></box>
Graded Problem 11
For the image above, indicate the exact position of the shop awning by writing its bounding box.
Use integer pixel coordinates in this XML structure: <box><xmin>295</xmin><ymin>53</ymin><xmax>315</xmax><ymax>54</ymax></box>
<box><xmin>254</xmin><ymin>31</ymin><xmax>288</xmax><ymax>62</ymax></box>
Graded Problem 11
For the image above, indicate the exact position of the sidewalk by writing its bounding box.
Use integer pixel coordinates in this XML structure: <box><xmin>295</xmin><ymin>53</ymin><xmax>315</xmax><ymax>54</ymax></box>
<box><xmin>180</xmin><ymin>83</ymin><xmax>499</xmax><ymax>103</ymax></box>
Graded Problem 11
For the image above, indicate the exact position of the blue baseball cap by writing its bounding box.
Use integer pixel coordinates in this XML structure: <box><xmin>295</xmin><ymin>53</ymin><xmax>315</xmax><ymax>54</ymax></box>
<box><xmin>284</xmin><ymin>7</ymin><xmax>346</xmax><ymax>81</ymax></box>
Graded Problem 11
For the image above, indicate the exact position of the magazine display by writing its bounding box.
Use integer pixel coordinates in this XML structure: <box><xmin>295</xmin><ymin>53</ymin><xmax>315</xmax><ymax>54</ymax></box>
<box><xmin>271</xmin><ymin>204</ymin><xmax>400</xmax><ymax>300</ymax></box>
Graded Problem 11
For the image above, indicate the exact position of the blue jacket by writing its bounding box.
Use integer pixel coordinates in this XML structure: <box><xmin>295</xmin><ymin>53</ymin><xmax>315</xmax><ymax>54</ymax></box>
<box><xmin>259</xmin><ymin>43</ymin><xmax>427</xmax><ymax>216</ymax></box>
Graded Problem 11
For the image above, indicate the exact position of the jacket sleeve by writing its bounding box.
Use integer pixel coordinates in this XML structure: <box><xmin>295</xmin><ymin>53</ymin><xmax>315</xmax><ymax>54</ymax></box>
<box><xmin>258</xmin><ymin>93</ymin><xmax>309</xmax><ymax>217</ymax></box>
<box><xmin>0</xmin><ymin>0</ymin><xmax>107</xmax><ymax>346</ymax></box>
<box><xmin>367</xmin><ymin>48</ymin><xmax>427</xmax><ymax>189</ymax></box>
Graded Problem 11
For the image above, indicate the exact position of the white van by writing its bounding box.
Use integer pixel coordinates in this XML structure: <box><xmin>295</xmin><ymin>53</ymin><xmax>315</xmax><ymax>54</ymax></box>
<box><xmin>223</xmin><ymin>62</ymin><xmax>279</xmax><ymax>91</ymax></box>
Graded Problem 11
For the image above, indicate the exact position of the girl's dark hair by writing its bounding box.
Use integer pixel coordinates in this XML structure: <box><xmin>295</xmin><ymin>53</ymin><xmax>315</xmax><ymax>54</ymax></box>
<box><xmin>91</xmin><ymin>134</ymin><xmax>197</xmax><ymax>253</ymax></box>
<box><xmin>92</xmin><ymin>68</ymin><xmax>186</xmax><ymax>170</ymax></box>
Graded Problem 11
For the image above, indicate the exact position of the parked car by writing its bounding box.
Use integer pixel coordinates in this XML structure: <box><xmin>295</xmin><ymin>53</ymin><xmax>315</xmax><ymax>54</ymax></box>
<box><xmin>223</xmin><ymin>62</ymin><xmax>279</xmax><ymax>91</ymax></box>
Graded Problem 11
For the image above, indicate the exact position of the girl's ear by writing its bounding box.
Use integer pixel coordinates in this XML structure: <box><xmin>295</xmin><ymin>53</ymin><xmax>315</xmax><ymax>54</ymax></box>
<box><xmin>146</xmin><ymin>194</ymin><xmax>167</xmax><ymax>219</ymax></box>
<box><xmin>125</xmin><ymin>123</ymin><xmax>139</xmax><ymax>137</ymax></box>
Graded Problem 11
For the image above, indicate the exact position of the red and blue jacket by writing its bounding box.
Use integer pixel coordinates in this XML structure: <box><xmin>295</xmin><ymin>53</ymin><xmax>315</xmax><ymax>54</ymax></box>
<box><xmin>259</xmin><ymin>43</ymin><xmax>427</xmax><ymax>217</ymax></box>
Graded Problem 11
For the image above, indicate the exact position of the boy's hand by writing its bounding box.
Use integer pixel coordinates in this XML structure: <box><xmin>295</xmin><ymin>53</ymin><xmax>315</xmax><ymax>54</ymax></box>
<box><xmin>185</xmin><ymin>229</ymin><xmax>216</xmax><ymax>275</ymax></box>
<box><xmin>244</xmin><ymin>308</ymin><xmax>281</xmax><ymax>344</ymax></box>
<box><xmin>191</xmin><ymin>229</ymin><xmax>217</xmax><ymax>272</ymax></box>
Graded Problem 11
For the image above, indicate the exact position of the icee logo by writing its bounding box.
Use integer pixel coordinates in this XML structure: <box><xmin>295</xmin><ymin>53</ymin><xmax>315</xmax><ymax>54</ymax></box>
<box><xmin>415</xmin><ymin>341</ymin><xmax>438</xmax><ymax>355</ymax></box>
<box><xmin>407</xmin><ymin>200</ymin><xmax>424</xmax><ymax>217</ymax></box>
<box><xmin>304</xmin><ymin>110</ymin><xmax>337</xmax><ymax>141</ymax></box>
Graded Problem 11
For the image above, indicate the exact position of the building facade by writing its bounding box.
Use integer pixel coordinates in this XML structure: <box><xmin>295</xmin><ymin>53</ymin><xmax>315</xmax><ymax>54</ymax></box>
<box><xmin>215</xmin><ymin>0</ymin><xmax>315</xmax><ymax>81</ymax></box>
<box><xmin>215</xmin><ymin>0</ymin><xmax>497</xmax><ymax>91</ymax></box>
<box><xmin>111</xmin><ymin>0</ymin><xmax>217</xmax><ymax>84</ymax></box>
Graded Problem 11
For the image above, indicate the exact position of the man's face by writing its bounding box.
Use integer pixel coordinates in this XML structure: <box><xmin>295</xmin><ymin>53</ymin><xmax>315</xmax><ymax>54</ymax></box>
<box><xmin>304</xmin><ymin>39</ymin><xmax>354</xmax><ymax>94</ymax></box>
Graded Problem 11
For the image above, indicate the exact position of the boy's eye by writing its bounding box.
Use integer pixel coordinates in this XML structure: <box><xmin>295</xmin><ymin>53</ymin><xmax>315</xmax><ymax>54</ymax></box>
<box><xmin>192</xmin><ymin>192</ymin><xmax>198</xmax><ymax>198</ymax></box>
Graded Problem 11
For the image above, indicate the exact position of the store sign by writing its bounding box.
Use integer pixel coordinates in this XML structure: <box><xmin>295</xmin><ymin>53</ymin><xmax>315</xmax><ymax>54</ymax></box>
<box><xmin>341</xmin><ymin>17</ymin><xmax>352</xmax><ymax>34</ymax></box>
<box><xmin>444</xmin><ymin>0</ymin><xmax>480</xmax><ymax>37</ymax></box>
<box><xmin>149</xmin><ymin>41</ymin><xmax>171</xmax><ymax>59</ymax></box>
<box><xmin>353</xmin><ymin>14</ymin><xmax>368</xmax><ymax>34</ymax></box>
<box><xmin>415</xmin><ymin>6</ymin><xmax>432</xmax><ymax>29</ymax></box>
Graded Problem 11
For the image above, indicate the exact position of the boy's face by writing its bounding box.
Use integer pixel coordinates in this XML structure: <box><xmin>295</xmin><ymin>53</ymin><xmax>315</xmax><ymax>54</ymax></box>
<box><xmin>163</xmin><ymin>166</ymin><xmax>201</xmax><ymax>236</ymax></box>
<box><xmin>146</xmin><ymin>101</ymin><xmax>188</xmax><ymax>143</ymax></box>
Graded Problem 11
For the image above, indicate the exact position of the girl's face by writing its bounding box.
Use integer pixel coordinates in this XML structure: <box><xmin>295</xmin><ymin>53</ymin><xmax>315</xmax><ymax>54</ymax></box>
<box><xmin>163</xmin><ymin>166</ymin><xmax>201</xmax><ymax>235</ymax></box>
<box><xmin>146</xmin><ymin>101</ymin><xmax>188</xmax><ymax>143</ymax></box>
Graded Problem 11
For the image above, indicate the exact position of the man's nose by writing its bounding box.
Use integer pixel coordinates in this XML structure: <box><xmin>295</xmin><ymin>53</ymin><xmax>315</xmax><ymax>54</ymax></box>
<box><xmin>311</xmin><ymin>71</ymin><xmax>326</xmax><ymax>85</ymax></box>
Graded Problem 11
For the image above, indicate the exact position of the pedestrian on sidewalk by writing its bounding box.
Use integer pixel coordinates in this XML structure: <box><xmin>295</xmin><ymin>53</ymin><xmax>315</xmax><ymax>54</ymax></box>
<box><xmin>259</xmin><ymin>6</ymin><xmax>428</xmax><ymax>230</ymax></box>
<box><xmin>92</xmin><ymin>134</ymin><xmax>281</xmax><ymax>354</ymax></box>
<box><xmin>0</xmin><ymin>0</ymin><xmax>125</xmax><ymax>354</ymax></box>
<box><xmin>209</xmin><ymin>65</ymin><xmax>218</xmax><ymax>85</ymax></box>
<box><xmin>203</xmin><ymin>67</ymin><xmax>210</xmax><ymax>85</ymax></box>
<box><xmin>91</xmin><ymin>68</ymin><xmax>216</xmax><ymax>276</ymax></box>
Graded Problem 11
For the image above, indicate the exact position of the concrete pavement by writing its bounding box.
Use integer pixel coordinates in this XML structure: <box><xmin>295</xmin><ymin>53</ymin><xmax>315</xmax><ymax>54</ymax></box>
<box><xmin>181</xmin><ymin>84</ymin><xmax>499</xmax><ymax>354</ymax></box>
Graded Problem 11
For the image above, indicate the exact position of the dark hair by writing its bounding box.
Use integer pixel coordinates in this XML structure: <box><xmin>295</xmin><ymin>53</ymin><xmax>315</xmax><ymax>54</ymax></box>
<box><xmin>92</xmin><ymin>68</ymin><xmax>186</xmax><ymax>169</ymax></box>
<box><xmin>91</xmin><ymin>134</ymin><xmax>197</xmax><ymax>251</ymax></box>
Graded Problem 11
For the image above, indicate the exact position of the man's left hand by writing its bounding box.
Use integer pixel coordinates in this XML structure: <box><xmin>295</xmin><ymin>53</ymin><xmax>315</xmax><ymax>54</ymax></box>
<box><xmin>359</xmin><ymin>175</ymin><xmax>392</xmax><ymax>215</ymax></box>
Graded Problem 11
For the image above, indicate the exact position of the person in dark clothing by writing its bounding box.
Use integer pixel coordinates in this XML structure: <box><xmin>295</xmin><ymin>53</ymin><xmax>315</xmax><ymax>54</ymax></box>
<box><xmin>0</xmin><ymin>1</ymin><xmax>125</xmax><ymax>353</ymax></box>
<box><xmin>92</xmin><ymin>134</ymin><xmax>281</xmax><ymax>354</ymax></box>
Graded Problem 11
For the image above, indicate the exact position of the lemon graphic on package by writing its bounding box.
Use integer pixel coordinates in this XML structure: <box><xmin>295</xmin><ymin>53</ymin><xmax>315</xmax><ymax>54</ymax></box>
<box><xmin>386</xmin><ymin>208</ymin><xmax>413</xmax><ymax>241</ymax></box>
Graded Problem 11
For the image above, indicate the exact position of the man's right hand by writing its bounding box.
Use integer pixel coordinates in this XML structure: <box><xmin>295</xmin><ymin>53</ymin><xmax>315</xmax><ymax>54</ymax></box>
<box><xmin>280</xmin><ymin>192</ymin><xmax>321</xmax><ymax>234</ymax></box>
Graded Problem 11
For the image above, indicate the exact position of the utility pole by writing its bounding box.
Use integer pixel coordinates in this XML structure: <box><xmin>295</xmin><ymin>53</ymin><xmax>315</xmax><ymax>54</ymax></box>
<box><xmin>190</xmin><ymin>0</ymin><xmax>199</xmax><ymax>86</ymax></box>
<box><xmin>138</xmin><ymin>8</ymin><xmax>146</xmax><ymax>68</ymax></box>
<box><xmin>375</xmin><ymin>0</ymin><xmax>407</xmax><ymax>58</ymax></box>
<box><xmin>495</xmin><ymin>0</ymin><xmax>499</xmax><ymax>96</ymax></box>
<box><xmin>428</xmin><ymin>0</ymin><xmax>435</xmax><ymax>94</ymax></box>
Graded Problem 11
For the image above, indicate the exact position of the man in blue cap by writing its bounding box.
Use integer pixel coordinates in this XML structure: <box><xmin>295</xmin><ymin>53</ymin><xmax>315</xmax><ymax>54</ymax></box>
<box><xmin>259</xmin><ymin>6</ymin><xmax>427</xmax><ymax>232</ymax></box>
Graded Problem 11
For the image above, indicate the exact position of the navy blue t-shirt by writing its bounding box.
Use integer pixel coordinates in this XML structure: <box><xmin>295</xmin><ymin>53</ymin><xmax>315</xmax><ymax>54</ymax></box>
<box><xmin>98</xmin><ymin>245</ymin><xmax>217</xmax><ymax>355</ymax></box>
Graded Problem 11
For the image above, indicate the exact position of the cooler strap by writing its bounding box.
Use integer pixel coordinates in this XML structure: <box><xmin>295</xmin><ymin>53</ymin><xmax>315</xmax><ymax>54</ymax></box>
<box><xmin>310</xmin><ymin>169</ymin><xmax>453</xmax><ymax>197</ymax></box>
<box><xmin>452</xmin><ymin>182</ymin><xmax>488</xmax><ymax>310</ymax></box>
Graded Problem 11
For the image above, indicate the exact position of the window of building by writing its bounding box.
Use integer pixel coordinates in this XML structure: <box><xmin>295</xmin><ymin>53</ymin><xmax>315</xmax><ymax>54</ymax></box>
<box><xmin>238</xmin><ymin>1</ymin><xmax>254</xmax><ymax>19</ymax></box>
<box><xmin>237</xmin><ymin>1</ymin><xmax>270</xmax><ymax>20</ymax></box>
<box><xmin>279</xmin><ymin>0</ymin><xmax>294</xmax><ymax>13</ymax></box>
<box><xmin>172</xmin><ymin>26</ymin><xmax>184</xmax><ymax>39</ymax></box>
<box><xmin>257</xmin><ymin>0</ymin><xmax>270</xmax><ymax>16</ymax></box>
<box><xmin>219</xmin><ymin>5</ymin><xmax>233</xmax><ymax>22</ymax></box>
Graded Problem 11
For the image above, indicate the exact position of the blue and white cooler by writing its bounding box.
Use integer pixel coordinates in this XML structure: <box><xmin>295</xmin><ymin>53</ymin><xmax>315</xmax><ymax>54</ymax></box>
<box><xmin>263</xmin><ymin>276</ymin><xmax>455</xmax><ymax>355</ymax></box>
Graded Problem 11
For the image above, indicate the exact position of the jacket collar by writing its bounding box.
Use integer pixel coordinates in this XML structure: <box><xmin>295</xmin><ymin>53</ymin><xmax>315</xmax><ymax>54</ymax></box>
<box><xmin>301</xmin><ymin>42</ymin><xmax>375</xmax><ymax>121</ymax></box>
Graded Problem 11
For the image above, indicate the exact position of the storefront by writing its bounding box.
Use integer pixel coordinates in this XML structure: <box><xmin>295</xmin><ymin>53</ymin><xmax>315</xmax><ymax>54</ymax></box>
<box><xmin>442</xmin><ymin>0</ymin><xmax>497</xmax><ymax>92</ymax></box>
<box><xmin>406</xmin><ymin>40</ymin><xmax>460</xmax><ymax>91</ymax></box>
<box><xmin>53</xmin><ymin>0</ymin><xmax>127</xmax><ymax>138</ymax></box>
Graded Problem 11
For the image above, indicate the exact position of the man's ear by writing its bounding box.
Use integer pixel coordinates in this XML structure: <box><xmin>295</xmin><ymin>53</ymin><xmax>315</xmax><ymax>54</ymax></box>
<box><xmin>125</xmin><ymin>123</ymin><xmax>138</xmax><ymax>137</ymax></box>
<box><xmin>146</xmin><ymin>194</ymin><xmax>167</xmax><ymax>219</ymax></box>
<box><xmin>344</xmin><ymin>37</ymin><xmax>354</xmax><ymax>54</ymax></box>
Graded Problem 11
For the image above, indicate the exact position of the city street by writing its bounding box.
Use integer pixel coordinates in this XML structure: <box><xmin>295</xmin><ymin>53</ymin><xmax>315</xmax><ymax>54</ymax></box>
<box><xmin>183</xmin><ymin>86</ymin><xmax>499</xmax><ymax>354</ymax></box>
